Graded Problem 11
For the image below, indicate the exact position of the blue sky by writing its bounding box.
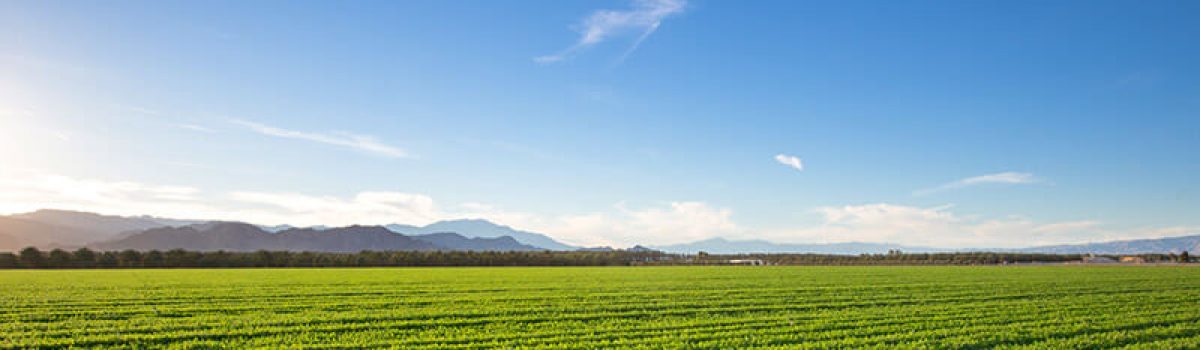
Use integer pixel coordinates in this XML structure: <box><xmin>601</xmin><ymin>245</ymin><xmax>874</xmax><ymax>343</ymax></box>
<box><xmin>1</xmin><ymin>0</ymin><xmax>1197</xmax><ymax>247</ymax></box>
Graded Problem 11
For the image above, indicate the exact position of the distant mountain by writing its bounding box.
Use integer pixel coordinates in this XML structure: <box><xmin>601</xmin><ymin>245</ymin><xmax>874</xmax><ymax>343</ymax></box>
<box><xmin>95</xmin><ymin>223</ymin><xmax>439</xmax><ymax>252</ymax></box>
<box><xmin>1017</xmin><ymin>235</ymin><xmax>1200</xmax><ymax>255</ymax></box>
<box><xmin>259</xmin><ymin>224</ymin><xmax>297</xmax><ymax>233</ymax></box>
<box><xmin>653</xmin><ymin>238</ymin><xmax>944</xmax><ymax>255</ymax></box>
<box><xmin>94</xmin><ymin>222</ymin><xmax>277</xmax><ymax>252</ymax></box>
<box><xmin>410</xmin><ymin>232</ymin><xmax>543</xmax><ymax>251</ymax></box>
<box><xmin>576</xmin><ymin>246</ymin><xmax>616</xmax><ymax>252</ymax></box>
<box><xmin>260</xmin><ymin>224</ymin><xmax>330</xmax><ymax>233</ymax></box>
<box><xmin>0</xmin><ymin>216</ymin><xmax>99</xmax><ymax>251</ymax></box>
<box><xmin>0</xmin><ymin>209</ymin><xmax>194</xmax><ymax>250</ymax></box>
<box><xmin>270</xmin><ymin>226</ymin><xmax>439</xmax><ymax>252</ymax></box>
<box><xmin>386</xmin><ymin>219</ymin><xmax>576</xmax><ymax>251</ymax></box>
<box><xmin>7</xmin><ymin>209</ymin><xmax>1196</xmax><ymax>255</ymax></box>
<box><xmin>626</xmin><ymin>245</ymin><xmax>660</xmax><ymax>253</ymax></box>
<box><xmin>93</xmin><ymin>223</ymin><xmax>549</xmax><ymax>253</ymax></box>
<box><xmin>12</xmin><ymin>209</ymin><xmax>169</xmax><ymax>234</ymax></box>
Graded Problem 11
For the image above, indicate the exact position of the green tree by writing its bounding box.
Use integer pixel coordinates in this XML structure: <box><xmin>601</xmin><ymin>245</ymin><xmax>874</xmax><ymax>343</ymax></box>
<box><xmin>165</xmin><ymin>249</ymin><xmax>190</xmax><ymax>267</ymax></box>
<box><xmin>1180</xmin><ymin>251</ymin><xmax>1190</xmax><ymax>263</ymax></box>
<box><xmin>143</xmin><ymin>250</ymin><xmax>164</xmax><ymax>267</ymax></box>
<box><xmin>73</xmin><ymin>248</ymin><xmax>97</xmax><ymax>268</ymax></box>
<box><xmin>97</xmin><ymin>251</ymin><xmax>118</xmax><ymax>268</ymax></box>
<box><xmin>19</xmin><ymin>247</ymin><xmax>44</xmax><ymax>268</ymax></box>
<box><xmin>47</xmin><ymin>249</ymin><xmax>72</xmax><ymax>268</ymax></box>
<box><xmin>0</xmin><ymin>252</ymin><xmax>17</xmax><ymax>268</ymax></box>
<box><xmin>118</xmin><ymin>250</ymin><xmax>142</xmax><ymax>267</ymax></box>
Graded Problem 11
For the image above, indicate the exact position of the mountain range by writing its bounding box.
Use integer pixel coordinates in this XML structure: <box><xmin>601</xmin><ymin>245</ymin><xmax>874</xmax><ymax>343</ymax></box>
<box><xmin>385</xmin><ymin>220</ymin><xmax>575</xmax><ymax>251</ymax></box>
<box><xmin>0</xmin><ymin>209</ymin><xmax>1197</xmax><ymax>254</ymax></box>
<box><xmin>90</xmin><ymin>222</ymin><xmax>542</xmax><ymax>252</ymax></box>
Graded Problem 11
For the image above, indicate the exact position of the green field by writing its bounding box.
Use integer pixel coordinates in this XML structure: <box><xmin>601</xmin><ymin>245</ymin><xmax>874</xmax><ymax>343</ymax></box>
<box><xmin>2</xmin><ymin>267</ymin><xmax>1199</xmax><ymax>349</ymax></box>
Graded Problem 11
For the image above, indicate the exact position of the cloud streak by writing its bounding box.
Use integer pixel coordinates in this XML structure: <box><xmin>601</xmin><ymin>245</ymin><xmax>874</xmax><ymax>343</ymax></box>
<box><xmin>774</xmin><ymin>154</ymin><xmax>804</xmax><ymax>171</ymax></box>
<box><xmin>179</xmin><ymin>124</ymin><xmax>215</xmax><ymax>133</ymax></box>
<box><xmin>232</xmin><ymin>119</ymin><xmax>409</xmax><ymax>159</ymax></box>
<box><xmin>915</xmin><ymin>172</ymin><xmax>1038</xmax><ymax>196</ymax></box>
<box><xmin>536</xmin><ymin>0</ymin><xmax>686</xmax><ymax>63</ymax></box>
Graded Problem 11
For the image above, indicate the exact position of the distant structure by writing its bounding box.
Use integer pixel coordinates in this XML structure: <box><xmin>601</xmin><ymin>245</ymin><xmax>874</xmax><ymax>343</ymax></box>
<box><xmin>727</xmin><ymin>259</ymin><xmax>764</xmax><ymax>266</ymax></box>
<box><xmin>1119</xmin><ymin>256</ymin><xmax>1146</xmax><ymax>263</ymax></box>
<box><xmin>1082</xmin><ymin>256</ymin><xmax>1117</xmax><ymax>264</ymax></box>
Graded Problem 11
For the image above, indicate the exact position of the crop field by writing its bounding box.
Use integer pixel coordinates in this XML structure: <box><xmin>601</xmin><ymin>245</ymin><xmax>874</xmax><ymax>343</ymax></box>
<box><xmin>1</xmin><ymin>266</ymin><xmax>1199</xmax><ymax>349</ymax></box>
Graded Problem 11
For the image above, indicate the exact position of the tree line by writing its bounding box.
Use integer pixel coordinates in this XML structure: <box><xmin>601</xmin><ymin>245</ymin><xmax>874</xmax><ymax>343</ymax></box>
<box><xmin>0</xmin><ymin>247</ymin><xmax>1191</xmax><ymax>269</ymax></box>
<box><xmin>0</xmin><ymin>247</ymin><xmax>668</xmax><ymax>268</ymax></box>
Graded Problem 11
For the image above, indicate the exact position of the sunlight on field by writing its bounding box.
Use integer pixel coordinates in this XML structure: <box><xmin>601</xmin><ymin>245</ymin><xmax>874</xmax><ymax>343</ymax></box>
<box><xmin>2</xmin><ymin>266</ymin><xmax>1199</xmax><ymax>348</ymax></box>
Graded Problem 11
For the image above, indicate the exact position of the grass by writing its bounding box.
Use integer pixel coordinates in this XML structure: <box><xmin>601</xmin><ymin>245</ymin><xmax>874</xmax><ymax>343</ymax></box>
<box><xmin>2</xmin><ymin>266</ymin><xmax>1199</xmax><ymax>349</ymax></box>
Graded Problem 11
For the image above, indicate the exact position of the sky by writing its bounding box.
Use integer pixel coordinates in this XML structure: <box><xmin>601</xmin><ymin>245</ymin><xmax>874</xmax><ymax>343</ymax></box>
<box><xmin>1</xmin><ymin>0</ymin><xmax>1198</xmax><ymax>248</ymax></box>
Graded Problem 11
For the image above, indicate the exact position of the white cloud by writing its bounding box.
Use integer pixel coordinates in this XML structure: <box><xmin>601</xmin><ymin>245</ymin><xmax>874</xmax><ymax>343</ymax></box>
<box><xmin>536</xmin><ymin>0</ymin><xmax>686</xmax><ymax>63</ymax></box>
<box><xmin>0</xmin><ymin>172</ymin><xmax>1192</xmax><ymax>250</ymax></box>
<box><xmin>232</xmin><ymin>119</ymin><xmax>410</xmax><ymax>159</ymax></box>
<box><xmin>457</xmin><ymin>201</ymin><xmax>740</xmax><ymax>247</ymax></box>
<box><xmin>0</xmin><ymin>172</ymin><xmax>212</xmax><ymax>219</ymax></box>
<box><xmin>760</xmin><ymin>203</ymin><xmax>1183</xmax><ymax>248</ymax></box>
<box><xmin>229</xmin><ymin>191</ymin><xmax>439</xmax><ymax>227</ymax></box>
<box><xmin>774</xmin><ymin>154</ymin><xmax>803</xmax><ymax>171</ymax></box>
<box><xmin>620</xmin><ymin>201</ymin><xmax>739</xmax><ymax>244</ymax></box>
<box><xmin>915</xmin><ymin>172</ymin><xmax>1038</xmax><ymax>195</ymax></box>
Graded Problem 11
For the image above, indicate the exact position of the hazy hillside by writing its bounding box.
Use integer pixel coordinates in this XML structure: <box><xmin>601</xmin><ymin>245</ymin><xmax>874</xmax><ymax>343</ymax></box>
<box><xmin>95</xmin><ymin>223</ymin><xmax>437</xmax><ymax>252</ymax></box>
<box><xmin>386</xmin><ymin>219</ymin><xmax>575</xmax><ymax>251</ymax></box>
<box><xmin>1017</xmin><ymin>235</ymin><xmax>1200</xmax><ymax>254</ymax></box>
<box><xmin>93</xmin><ymin>222</ymin><xmax>277</xmax><ymax>252</ymax></box>
<box><xmin>93</xmin><ymin>223</ymin><xmax>548</xmax><ymax>253</ymax></box>
<box><xmin>0</xmin><ymin>210</ymin><xmax>188</xmax><ymax>250</ymax></box>
<box><xmin>271</xmin><ymin>226</ymin><xmax>439</xmax><ymax>252</ymax></box>
<box><xmin>0</xmin><ymin>216</ymin><xmax>118</xmax><ymax>250</ymax></box>
<box><xmin>5</xmin><ymin>209</ymin><xmax>1196</xmax><ymax>254</ymax></box>
<box><xmin>12</xmin><ymin>209</ymin><xmax>168</xmax><ymax>234</ymax></box>
<box><xmin>411</xmin><ymin>232</ymin><xmax>543</xmax><ymax>251</ymax></box>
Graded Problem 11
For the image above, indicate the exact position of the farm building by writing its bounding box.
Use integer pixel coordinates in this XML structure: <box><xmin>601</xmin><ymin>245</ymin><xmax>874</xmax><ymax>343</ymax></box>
<box><xmin>1082</xmin><ymin>256</ymin><xmax>1117</xmax><ymax>264</ymax></box>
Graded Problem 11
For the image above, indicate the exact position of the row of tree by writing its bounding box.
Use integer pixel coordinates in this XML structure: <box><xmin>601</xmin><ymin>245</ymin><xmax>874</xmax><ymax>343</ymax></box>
<box><xmin>0</xmin><ymin>247</ymin><xmax>670</xmax><ymax>268</ymax></box>
<box><xmin>0</xmin><ymin>247</ymin><xmax>1192</xmax><ymax>268</ymax></box>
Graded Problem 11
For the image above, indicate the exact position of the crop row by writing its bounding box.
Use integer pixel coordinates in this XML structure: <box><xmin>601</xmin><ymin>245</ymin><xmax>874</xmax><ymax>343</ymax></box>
<box><xmin>1</xmin><ymin>266</ymin><xmax>1198</xmax><ymax>348</ymax></box>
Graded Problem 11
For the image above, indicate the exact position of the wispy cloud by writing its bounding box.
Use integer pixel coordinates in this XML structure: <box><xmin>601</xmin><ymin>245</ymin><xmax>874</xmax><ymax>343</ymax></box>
<box><xmin>123</xmin><ymin>106</ymin><xmax>162</xmax><ymax>116</ymax></box>
<box><xmin>179</xmin><ymin>124</ymin><xmax>215</xmax><ymax>133</ymax></box>
<box><xmin>915</xmin><ymin>172</ymin><xmax>1038</xmax><ymax>196</ymax></box>
<box><xmin>232</xmin><ymin>119</ymin><xmax>410</xmax><ymax>159</ymax></box>
<box><xmin>535</xmin><ymin>0</ymin><xmax>686</xmax><ymax>63</ymax></box>
<box><xmin>774</xmin><ymin>154</ymin><xmax>804</xmax><ymax>171</ymax></box>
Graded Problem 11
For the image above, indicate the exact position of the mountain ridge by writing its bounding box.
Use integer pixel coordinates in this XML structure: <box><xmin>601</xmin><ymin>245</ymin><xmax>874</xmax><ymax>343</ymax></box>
<box><xmin>385</xmin><ymin>219</ymin><xmax>575</xmax><ymax>251</ymax></box>
<box><xmin>2</xmin><ymin>209</ymin><xmax>1196</xmax><ymax>254</ymax></box>
<box><xmin>92</xmin><ymin>223</ymin><xmax>542</xmax><ymax>252</ymax></box>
